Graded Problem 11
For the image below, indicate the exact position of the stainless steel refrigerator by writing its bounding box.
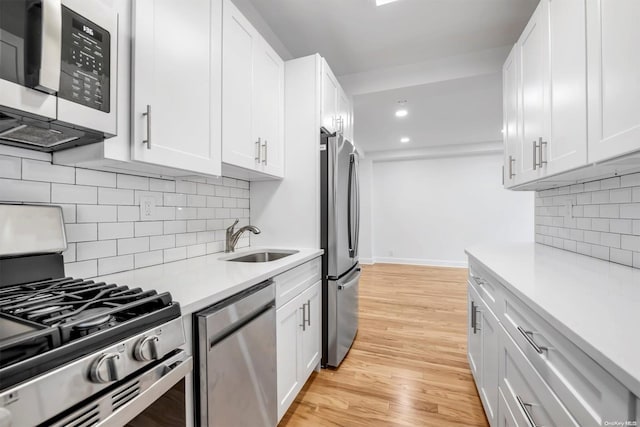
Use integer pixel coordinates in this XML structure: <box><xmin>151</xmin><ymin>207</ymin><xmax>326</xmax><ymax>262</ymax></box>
<box><xmin>320</xmin><ymin>131</ymin><xmax>361</xmax><ymax>368</ymax></box>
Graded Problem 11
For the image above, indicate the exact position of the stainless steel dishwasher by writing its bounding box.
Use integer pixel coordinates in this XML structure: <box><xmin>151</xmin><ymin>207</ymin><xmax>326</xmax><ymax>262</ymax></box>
<box><xmin>195</xmin><ymin>280</ymin><xmax>276</xmax><ymax>427</ymax></box>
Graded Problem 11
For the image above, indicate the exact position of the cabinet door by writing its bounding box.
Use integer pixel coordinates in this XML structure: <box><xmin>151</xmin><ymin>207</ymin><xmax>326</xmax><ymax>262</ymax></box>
<box><xmin>276</xmin><ymin>294</ymin><xmax>303</xmax><ymax>421</ymax></box>
<box><xmin>222</xmin><ymin>0</ymin><xmax>257</xmax><ymax>170</ymax></box>
<box><xmin>299</xmin><ymin>281</ymin><xmax>321</xmax><ymax>380</ymax></box>
<box><xmin>503</xmin><ymin>44</ymin><xmax>520</xmax><ymax>188</ymax></box>
<box><xmin>546</xmin><ymin>0</ymin><xmax>588</xmax><ymax>175</ymax></box>
<box><xmin>337</xmin><ymin>89</ymin><xmax>350</xmax><ymax>138</ymax></box>
<box><xmin>479</xmin><ymin>305</ymin><xmax>500</xmax><ymax>426</ymax></box>
<box><xmin>133</xmin><ymin>0</ymin><xmax>221</xmax><ymax>176</ymax></box>
<box><xmin>468</xmin><ymin>284</ymin><xmax>482</xmax><ymax>383</ymax></box>
<box><xmin>254</xmin><ymin>39</ymin><xmax>284</xmax><ymax>177</ymax></box>
<box><xmin>321</xmin><ymin>60</ymin><xmax>339</xmax><ymax>133</ymax></box>
<box><xmin>517</xmin><ymin>0</ymin><xmax>548</xmax><ymax>184</ymax></box>
<box><xmin>497</xmin><ymin>387</ymin><xmax>519</xmax><ymax>427</ymax></box>
<box><xmin>587</xmin><ymin>0</ymin><xmax>640</xmax><ymax>162</ymax></box>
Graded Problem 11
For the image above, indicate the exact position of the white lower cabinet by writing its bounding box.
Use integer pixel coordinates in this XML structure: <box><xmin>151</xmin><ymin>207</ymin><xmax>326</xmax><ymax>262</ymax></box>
<box><xmin>275</xmin><ymin>259</ymin><xmax>322</xmax><ymax>422</ymax></box>
<box><xmin>468</xmin><ymin>259</ymin><xmax>636</xmax><ymax>427</ymax></box>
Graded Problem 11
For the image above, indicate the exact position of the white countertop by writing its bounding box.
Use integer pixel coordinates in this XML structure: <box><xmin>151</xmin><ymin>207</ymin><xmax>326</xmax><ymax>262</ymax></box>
<box><xmin>465</xmin><ymin>242</ymin><xmax>640</xmax><ymax>397</ymax></box>
<box><xmin>94</xmin><ymin>247</ymin><xmax>323</xmax><ymax>316</ymax></box>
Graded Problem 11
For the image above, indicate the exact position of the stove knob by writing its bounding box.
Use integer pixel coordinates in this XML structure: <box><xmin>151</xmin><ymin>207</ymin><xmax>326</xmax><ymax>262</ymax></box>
<box><xmin>89</xmin><ymin>353</ymin><xmax>121</xmax><ymax>383</ymax></box>
<box><xmin>133</xmin><ymin>335</ymin><xmax>160</xmax><ymax>362</ymax></box>
<box><xmin>0</xmin><ymin>407</ymin><xmax>11</xmax><ymax>427</ymax></box>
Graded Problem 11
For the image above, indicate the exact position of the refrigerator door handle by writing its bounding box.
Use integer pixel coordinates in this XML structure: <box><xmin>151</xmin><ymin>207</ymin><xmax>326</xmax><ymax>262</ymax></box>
<box><xmin>353</xmin><ymin>154</ymin><xmax>360</xmax><ymax>258</ymax></box>
<box><xmin>347</xmin><ymin>154</ymin><xmax>356</xmax><ymax>258</ymax></box>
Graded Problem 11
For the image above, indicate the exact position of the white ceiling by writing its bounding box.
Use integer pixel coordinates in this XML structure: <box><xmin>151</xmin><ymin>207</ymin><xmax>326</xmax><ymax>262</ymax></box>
<box><xmin>240</xmin><ymin>0</ymin><xmax>538</xmax><ymax>76</ymax></box>
<box><xmin>354</xmin><ymin>73</ymin><xmax>503</xmax><ymax>152</ymax></box>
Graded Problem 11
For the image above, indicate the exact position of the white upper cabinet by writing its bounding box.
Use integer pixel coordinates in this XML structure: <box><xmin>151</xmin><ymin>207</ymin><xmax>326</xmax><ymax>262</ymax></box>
<box><xmin>516</xmin><ymin>0</ymin><xmax>548</xmax><ymax>184</ymax></box>
<box><xmin>221</xmin><ymin>0</ymin><xmax>284</xmax><ymax>179</ymax></box>
<box><xmin>506</xmin><ymin>0</ymin><xmax>589</xmax><ymax>186</ymax></box>
<box><xmin>503</xmin><ymin>44</ymin><xmax>519</xmax><ymax>188</ymax></box>
<box><xmin>587</xmin><ymin>0</ymin><xmax>640</xmax><ymax>163</ymax></box>
<box><xmin>321</xmin><ymin>60</ymin><xmax>339</xmax><ymax>133</ymax></box>
<box><xmin>132</xmin><ymin>0</ymin><xmax>222</xmax><ymax>176</ymax></box>
<box><xmin>546</xmin><ymin>0</ymin><xmax>587</xmax><ymax>175</ymax></box>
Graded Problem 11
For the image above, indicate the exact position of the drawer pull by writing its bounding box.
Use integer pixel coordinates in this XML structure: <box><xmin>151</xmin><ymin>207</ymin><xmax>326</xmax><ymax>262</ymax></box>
<box><xmin>516</xmin><ymin>395</ymin><xmax>539</xmax><ymax>427</ymax></box>
<box><xmin>471</xmin><ymin>301</ymin><xmax>477</xmax><ymax>334</ymax></box>
<box><xmin>470</xmin><ymin>275</ymin><xmax>484</xmax><ymax>286</ymax></box>
<box><xmin>517</xmin><ymin>326</ymin><xmax>547</xmax><ymax>354</ymax></box>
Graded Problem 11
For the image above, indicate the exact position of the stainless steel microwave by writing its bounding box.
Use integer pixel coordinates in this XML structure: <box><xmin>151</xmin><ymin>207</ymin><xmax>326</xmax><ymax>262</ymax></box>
<box><xmin>0</xmin><ymin>0</ymin><xmax>117</xmax><ymax>151</ymax></box>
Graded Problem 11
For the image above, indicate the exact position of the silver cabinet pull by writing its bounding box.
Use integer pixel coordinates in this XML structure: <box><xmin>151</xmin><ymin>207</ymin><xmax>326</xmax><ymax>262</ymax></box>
<box><xmin>516</xmin><ymin>395</ymin><xmax>539</xmax><ymax>427</ymax></box>
<box><xmin>532</xmin><ymin>140</ymin><xmax>537</xmax><ymax>170</ymax></box>
<box><xmin>262</xmin><ymin>140</ymin><xmax>268</xmax><ymax>165</ymax></box>
<box><xmin>300</xmin><ymin>305</ymin><xmax>306</xmax><ymax>331</ymax></box>
<box><xmin>306</xmin><ymin>300</ymin><xmax>311</xmax><ymax>327</ymax></box>
<box><xmin>509</xmin><ymin>155</ymin><xmax>516</xmax><ymax>178</ymax></box>
<box><xmin>538</xmin><ymin>137</ymin><xmax>547</xmax><ymax>167</ymax></box>
<box><xmin>143</xmin><ymin>105</ymin><xmax>151</xmax><ymax>149</ymax></box>
<box><xmin>255</xmin><ymin>138</ymin><xmax>261</xmax><ymax>163</ymax></box>
<box><xmin>471</xmin><ymin>301</ymin><xmax>478</xmax><ymax>334</ymax></box>
<box><xmin>517</xmin><ymin>326</ymin><xmax>547</xmax><ymax>354</ymax></box>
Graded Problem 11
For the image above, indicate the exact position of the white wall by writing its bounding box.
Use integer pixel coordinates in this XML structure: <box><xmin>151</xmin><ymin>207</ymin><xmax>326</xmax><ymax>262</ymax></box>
<box><xmin>368</xmin><ymin>153</ymin><xmax>534</xmax><ymax>267</ymax></box>
<box><xmin>358</xmin><ymin>158</ymin><xmax>374</xmax><ymax>264</ymax></box>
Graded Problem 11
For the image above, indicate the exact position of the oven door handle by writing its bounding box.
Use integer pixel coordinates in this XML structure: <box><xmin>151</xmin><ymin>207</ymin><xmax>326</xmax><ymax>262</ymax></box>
<box><xmin>38</xmin><ymin>0</ymin><xmax>62</xmax><ymax>93</ymax></box>
<box><xmin>97</xmin><ymin>352</ymin><xmax>193</xmax><ymax>427</ymax></box>
<box><xmin>51</xmin><ymin>351</ymin><xmax>193</xmax><ymax>427</ymax></box>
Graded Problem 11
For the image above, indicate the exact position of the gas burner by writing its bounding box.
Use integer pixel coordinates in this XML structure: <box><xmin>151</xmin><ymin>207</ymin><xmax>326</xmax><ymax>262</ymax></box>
<box><xmin>28</xmin><ymin>305</ymin><xmax>64</xmax><ymax>317</ymax></box>
<box><xmin>70</xmin><ymin>307</ymin><xmax>115</xmax><ymax>330</ymax></box>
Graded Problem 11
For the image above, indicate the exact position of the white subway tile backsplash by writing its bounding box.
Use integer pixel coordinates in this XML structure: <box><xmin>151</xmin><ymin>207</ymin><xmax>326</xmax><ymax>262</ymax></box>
<box><xmin>0</xmin><ymin>178</ymin><xmax>50</xmax><ymax>202</ymax></box>
<box><xmin>66</xmin><ymin>260</ymin><xmax>97</xmax><ymax>278</ymax></box>
<box><xmin>77</xmin><ymin>240</ymin><xmax>117</xmax><ymax>261</ymax></box>
<box><xmin>135</xmin><ymin>221</ymin><xmax>163</xmax><ymax>237</ymax></box>
<box><xmin>150</xmin><ymin>235</ymin><xmax>175</xmax><ymax>250</ymax></box>
<box><xmin>135</xmin><ymin>250</ymin><xmax>164</xmax><ymax>268</ymax></box>
<box><xmin>536</xmin><ymin>173</ymin><xmax>640</xmax><ymax>268</ymax></box>
<box><xmin>99</xmin><ymin>222</ymin><xmax>134</xmax><ymax>240</ymax></box>
<box><xmin>52</xmin><ymin>183</ymin><xmax>96</xmax><ymax>204</ymax></box>
<box><xmin>0</xmin><ymin>155</ymin><xmax>21</xmax><ymax>178</ymax></box>
<box><xmin>164</xmin><ymin>247</ymin><xmax>187</xmax><ymax>263</ymax></box>
<box><xmin>23</xmin><ymin>159</ymin><xmax>75</xmax><ymax>184</ymax></box>
<box><xmin>150</xmin><ymin>178</ymin><xmax>175</xmax><ymax>193</ymax></box>
<box><xmin>118</xmin><ymin>237</ymin><xmax>149</xmax><ymax>255</ymax></box>
<box><xmin>76</xmin><ymin>168</ymin><xmax>116</xmax><ymax>187</ymax></box>
<box><xmin>99</xmin><ymin>255</ymin><xmax>134</xmax><ymax>275</ymax></box>
<box><xmin>117</xmin><ymin>174</ymin><xmax>149</xmax><ymax>190</ymax></box>
<box><xmin>66</xmin><ymin>223</ymin><xmax>97</xmax><ymax>242</ymax></box>
<box><xmin>0</xmin><ymin>157</ymin><xmax>249</xmax><ymax>276</ymax></box>
<box><xmin>99</xmin><ymin>188</ymin><xmax>134</xmax><ymax>205</ymax></box>
<box><xmin>77</xmin><ymin>205</ymin><xmax>117</xmax><ymax>223</ymax></box>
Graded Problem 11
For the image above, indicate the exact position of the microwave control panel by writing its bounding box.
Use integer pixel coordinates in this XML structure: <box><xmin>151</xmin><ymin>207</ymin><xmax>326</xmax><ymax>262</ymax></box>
<box><xmin>59</xmin><ymin>6</ymin><xmax>110</xmax><ymax>113</ymax></box>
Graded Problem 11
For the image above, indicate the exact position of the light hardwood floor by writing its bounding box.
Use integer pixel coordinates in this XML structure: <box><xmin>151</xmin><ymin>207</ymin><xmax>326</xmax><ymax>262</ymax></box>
<box><xmin>279</xmin><ymin>263</ymin><xmax>489</xmax><ymax>427</ymax></box>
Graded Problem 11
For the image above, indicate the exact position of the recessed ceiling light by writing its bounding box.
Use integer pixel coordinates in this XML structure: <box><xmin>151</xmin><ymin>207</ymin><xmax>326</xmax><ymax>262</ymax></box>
<box><xmin>376</xmin><ymin>0</ymin><xmax>400</xmax><ymax>6</ymax></box>
<box><xmin>400</xmin><ymin>137</ymin><xmax>410</xmax><ymax>143</ymax></box>
<box><xmin>395</xmin><ymin>109</ymin><xmax>408</xmax><ymax>118</ymax></box>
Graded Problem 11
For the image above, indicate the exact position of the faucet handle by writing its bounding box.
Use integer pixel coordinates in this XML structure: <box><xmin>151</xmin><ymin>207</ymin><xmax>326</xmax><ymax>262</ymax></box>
<box><xmin>227</xmin><ymin>218</ymin><xmax>239</xmax><ymax>232</ymax></box>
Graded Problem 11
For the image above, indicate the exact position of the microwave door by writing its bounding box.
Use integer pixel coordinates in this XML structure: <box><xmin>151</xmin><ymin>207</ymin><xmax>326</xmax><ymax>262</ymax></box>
<box><xmin>56</xmin><ymin>0</ymin><xmax>117</xmax><ymax>136</ymax></box>
<box><xmin>0</xmin><ymin>2</ymin><xmax>57</xmax><ymax>119</ymax></box>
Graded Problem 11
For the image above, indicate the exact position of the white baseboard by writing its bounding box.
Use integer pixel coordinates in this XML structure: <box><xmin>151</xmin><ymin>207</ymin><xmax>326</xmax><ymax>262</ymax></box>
<box><xmin>373</xmin><ymin>257</ymin><xmax>468</xmax><ymax>268</ymax></box>
<box><xmin>359</xmin><ymin>257</ymin><xmax>375</xmax><ymax>265</ymax></box>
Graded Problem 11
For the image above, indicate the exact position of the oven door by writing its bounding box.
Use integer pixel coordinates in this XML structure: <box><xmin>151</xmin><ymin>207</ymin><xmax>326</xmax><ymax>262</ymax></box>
<box><xmin>49</xmin><ymin>350</ymin><xmax>193</xmax><ymax>427</ymax></box>
<box><xmin>57</xmin><ymin>0</ymin><xmax>117</xmax><ymax>136</ymax></box>
<box><xmin>0</xmin><ymin>0</ymin><xmax>58</xmax><ymax>119</ymax></box>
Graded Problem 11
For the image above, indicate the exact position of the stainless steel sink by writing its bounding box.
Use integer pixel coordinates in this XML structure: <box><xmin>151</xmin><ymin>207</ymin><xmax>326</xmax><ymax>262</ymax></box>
<box><xmin>223</xmin><ymin>250</ymin><xmax>299</xmax><ymax>263</ymax></box>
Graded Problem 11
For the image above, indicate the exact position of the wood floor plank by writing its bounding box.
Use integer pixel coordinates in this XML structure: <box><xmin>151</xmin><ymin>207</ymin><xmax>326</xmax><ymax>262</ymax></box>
<box><xmin>279</xmin><ymin>263</ymin><xmax>489</xmax><ymax>427</ymax></box>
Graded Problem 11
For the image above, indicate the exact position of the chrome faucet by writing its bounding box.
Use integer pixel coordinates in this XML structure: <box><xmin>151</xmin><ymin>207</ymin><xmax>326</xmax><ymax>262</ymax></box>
<box><xmin>225</xmin><ymin>219</ymin><xmax>261</xmax><ymax>253</ymax></box>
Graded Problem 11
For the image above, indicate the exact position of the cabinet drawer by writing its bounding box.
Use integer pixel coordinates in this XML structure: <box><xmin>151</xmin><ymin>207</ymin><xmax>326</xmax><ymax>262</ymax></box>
<box><xmin>500</xmin><ymin>326</ymin><xmax>578</xmax><ymax>427</ymax></box>
<box><xmin>468</xmin><ymin>260</ymin><xmax>502</xmax><ymax>314</ymax></box>
<box><xmin>500</xmin><ymin>288</ymin><xmax>632</xmax><ymax>426</ymax></box>
<box><xmin>274</xmin><ymin>257</ymin><xmax>321</xmax><ymax>309</ymax></box>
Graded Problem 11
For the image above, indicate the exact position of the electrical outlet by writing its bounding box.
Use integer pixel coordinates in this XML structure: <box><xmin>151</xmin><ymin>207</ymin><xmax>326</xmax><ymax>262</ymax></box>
<box><xmin>140</xmin><ymin>196</ymin><xmax>156</xmax><ymax>220</ymax></box>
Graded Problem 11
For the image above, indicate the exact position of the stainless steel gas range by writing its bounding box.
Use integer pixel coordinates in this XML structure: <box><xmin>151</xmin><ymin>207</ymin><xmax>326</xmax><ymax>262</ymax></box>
<box><xmin>0</xmin><ymin>204</ymin><xmax>192</xmax><ymax>427</ymax></box>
